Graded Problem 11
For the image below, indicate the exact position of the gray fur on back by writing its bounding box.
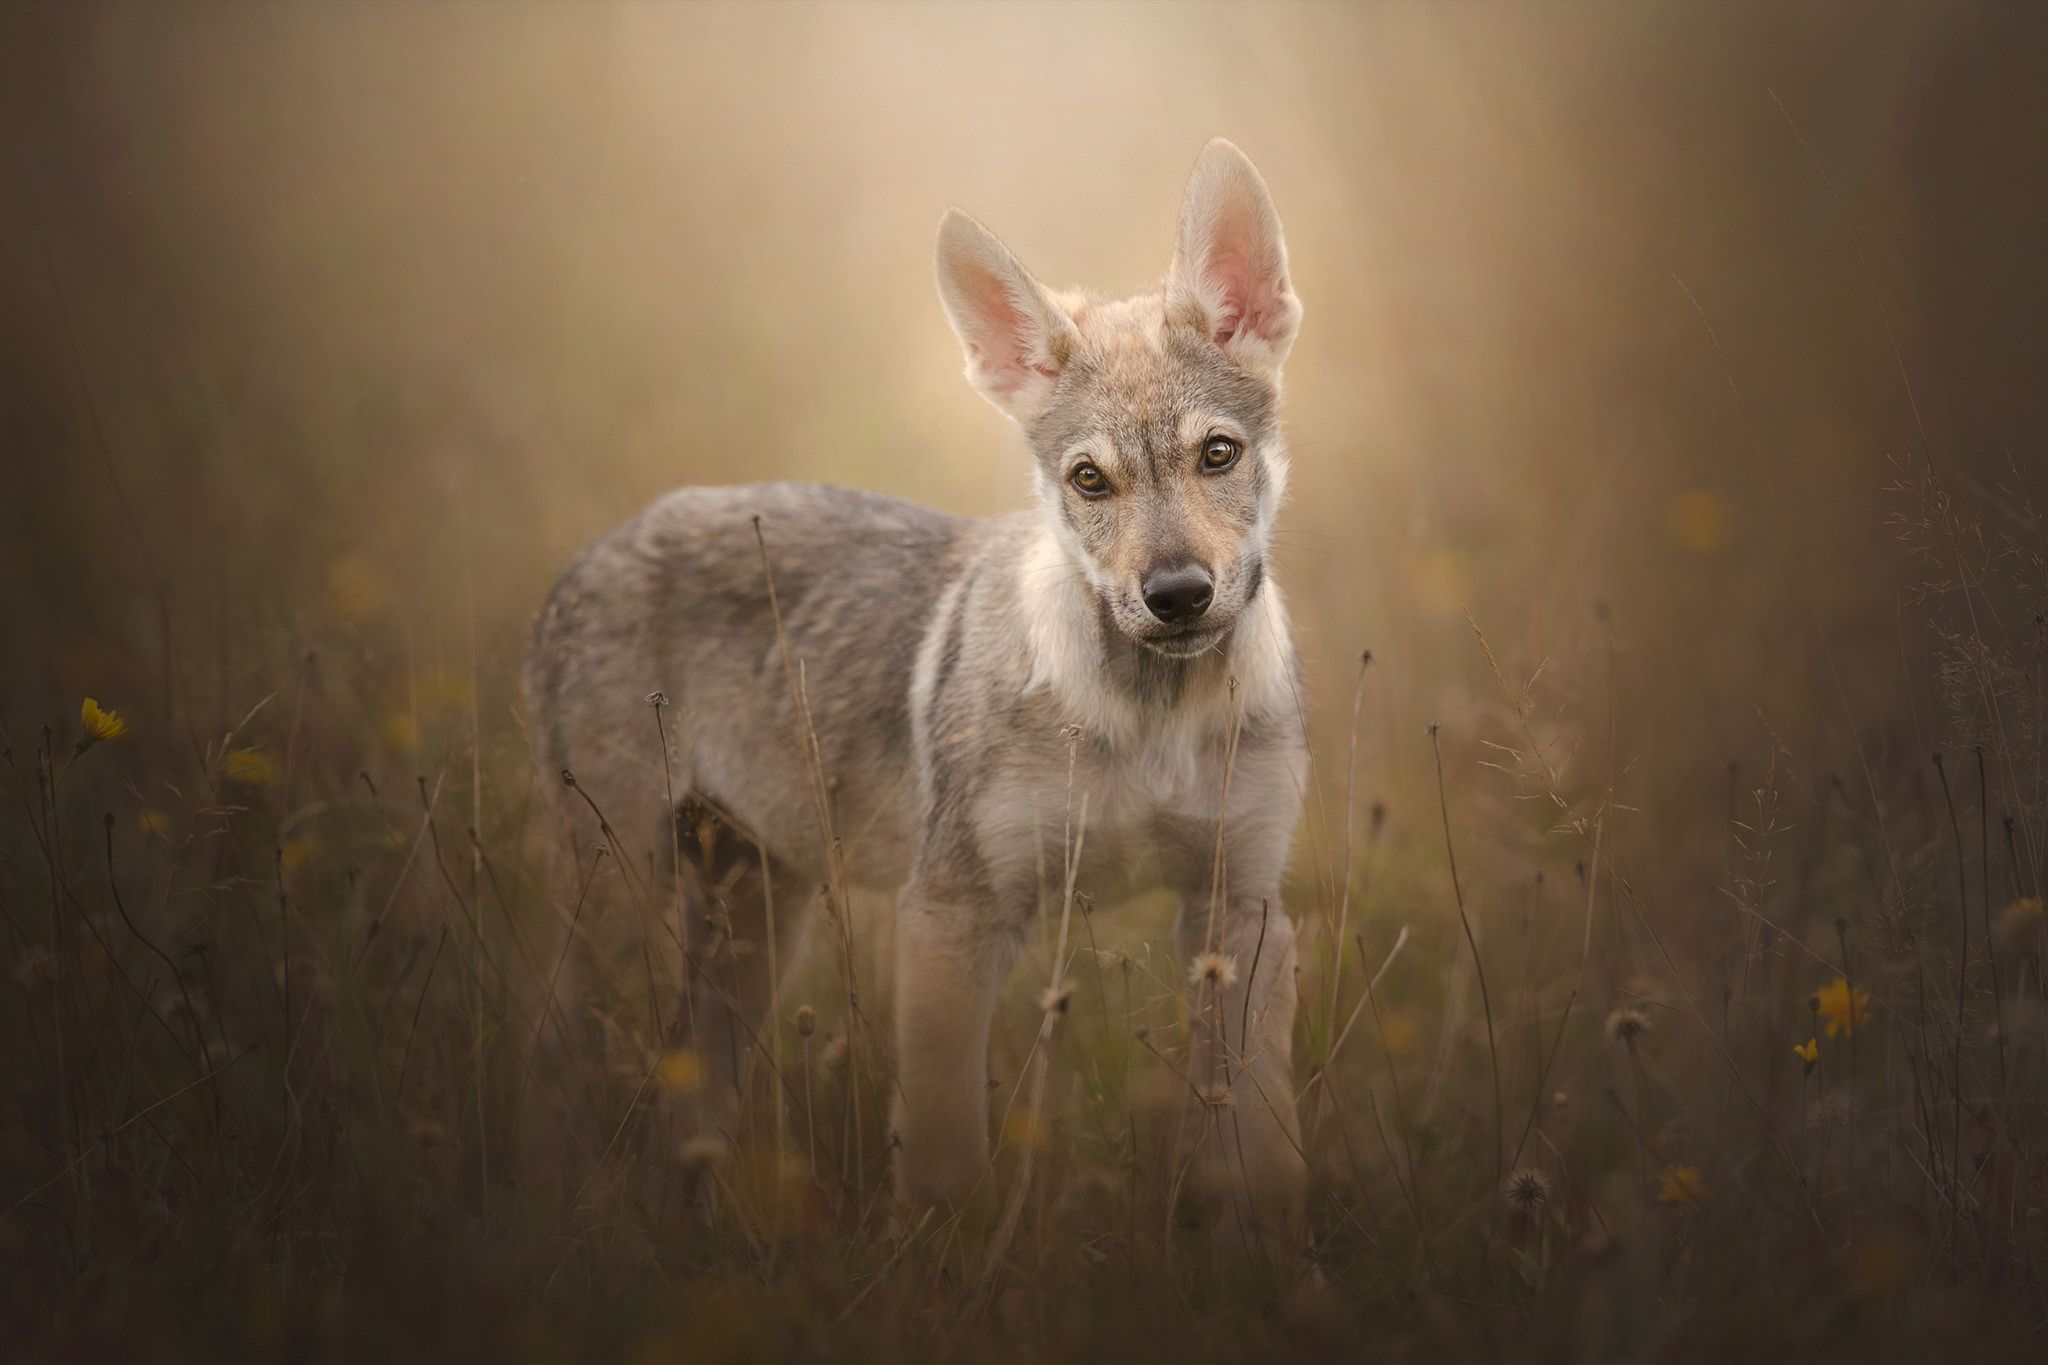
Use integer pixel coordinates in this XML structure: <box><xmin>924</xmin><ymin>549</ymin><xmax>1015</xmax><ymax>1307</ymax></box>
<box><xmin>527</xmin><ymin>481</ymin><xmax>974</xmax><ymax>882</ymax></box>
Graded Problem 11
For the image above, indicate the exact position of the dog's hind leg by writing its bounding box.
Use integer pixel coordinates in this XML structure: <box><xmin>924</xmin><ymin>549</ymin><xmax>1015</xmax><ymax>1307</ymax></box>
<box><xmin>668</xmin><ymin>796</ymin><xmax>811</xmax><ymax>1153</ymax></box>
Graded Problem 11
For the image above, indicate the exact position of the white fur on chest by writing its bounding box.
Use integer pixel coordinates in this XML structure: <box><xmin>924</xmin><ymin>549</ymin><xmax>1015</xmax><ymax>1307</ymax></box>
<box><xmin>1018</xmin><ymin>528</ymin><xmax>1297</xmax><ymax>760</ymax></box>
<box><xmin>995</xmin><ymin>560</ymin><xmax>1300</xmax><ymax>897</ymax></box>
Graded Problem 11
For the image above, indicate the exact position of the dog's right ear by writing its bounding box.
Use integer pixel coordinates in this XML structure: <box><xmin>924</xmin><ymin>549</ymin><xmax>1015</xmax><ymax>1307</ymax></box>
<box><xmin>934</xmin><ymin>209</ymin><xmax>1079</xmax><ymax>424</ymax></box>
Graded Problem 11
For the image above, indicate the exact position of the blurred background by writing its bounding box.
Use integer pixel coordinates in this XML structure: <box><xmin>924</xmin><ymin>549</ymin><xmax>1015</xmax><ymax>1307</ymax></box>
<box><xmin>3</xmin><ymin>1</ymin><xmax>2043</xmax><ymax>829</ymax></box>
<box><xmin>0</xmin><ymin>0</ymin><xmax>2041</xmax><ymax>1047</ymax></box>
<box><xmin>4</xmin><ymin>2</ymin><xmax>2047</xmax><ymax>1354</ymax></box>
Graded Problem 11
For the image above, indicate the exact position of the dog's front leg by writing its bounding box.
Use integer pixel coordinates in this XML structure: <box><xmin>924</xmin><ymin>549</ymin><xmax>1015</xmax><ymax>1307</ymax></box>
<box><xmin>892</xmin><ymin>871</ymin><xmax>1019</xmax><ymax>1213</ymax></box>
<box><xmin>1179</xmin><ymin>890</ymin><xmax>1306</xmax><ymax>1235</ymax></box>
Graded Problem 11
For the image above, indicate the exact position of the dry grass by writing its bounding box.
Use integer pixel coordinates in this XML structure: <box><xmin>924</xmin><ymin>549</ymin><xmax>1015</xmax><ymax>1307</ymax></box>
<box><xmin>3</xmin><ymin>446</ymin><xmax>2044</xmax><ymax>1361</ymax></box>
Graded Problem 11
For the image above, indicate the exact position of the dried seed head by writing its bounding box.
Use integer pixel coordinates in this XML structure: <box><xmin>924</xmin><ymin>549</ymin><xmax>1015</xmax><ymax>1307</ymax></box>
<box><xmin>1188</xmin><ymin>951</ymin><xmax>1239</xmax><ymax>992</ymax></box>
<box><xmin>794</xmin><ymin>1004</ymin><xmax>817</xmax><ymax>1038</ymax></box>
<box><xmin>14</xmin><ymin>945</ymin><xmax>56</xmax><ymax>991</ymax></box>
<box><xmin>677</xmin><ymin>1134</ymin><xmax>729</xmax><ymax>1171</ymax></box>
<box><xmin>1807</xmin><ymin>1092</ymin><xmax>1851</xmax><ymax>1130</ymax></box>
<box><xmin>1198</xmin><ymin>1083</ymin><xmax>1236</xmax><ymax>1110</ymax></box>
<box><xmin>1039</xmin><ymin>981</ymin><xmax>1074</xmax><ymax>1016</ymax></box>
<box><xmin>1605</xmin><ymin>1007</ymin><xmax>1651</xmax><ymax>1045</ymax></box>
<box><xmin>409</xmin><ymin>1118</ymin><xmax>453</xmax><ymax>1149</ymax></box>
<box><xmin>1504</xmin><ymin>1166</ymin><xmax>1552</xmax><ymax>1214</ymax></box>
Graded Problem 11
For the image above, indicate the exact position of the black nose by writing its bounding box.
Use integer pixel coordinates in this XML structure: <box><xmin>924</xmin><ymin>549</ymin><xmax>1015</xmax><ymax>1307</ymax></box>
<box><xmin>1141</xmin><ymin>565</ymin><xmax>1214</xmax><ymax>625</ymax></box>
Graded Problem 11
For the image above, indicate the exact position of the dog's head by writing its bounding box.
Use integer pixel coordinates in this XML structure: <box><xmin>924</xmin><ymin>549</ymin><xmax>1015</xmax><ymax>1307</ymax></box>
<box><xmin>935</xmin><ymin>140</ymin><xmax>1300</xmax><ymax>658</ymax></box>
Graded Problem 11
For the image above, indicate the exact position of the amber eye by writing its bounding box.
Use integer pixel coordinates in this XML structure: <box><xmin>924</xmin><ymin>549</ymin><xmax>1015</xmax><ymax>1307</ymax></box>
<box><xmin>1070</xmin><ymin>462</ymin><xmax>1110</xmax><ymax>497</ymax></box>
<box><xmin>1201</xmin><ymin>436</ymin><xmax>1242</xmax><ymax>472</ymax></box>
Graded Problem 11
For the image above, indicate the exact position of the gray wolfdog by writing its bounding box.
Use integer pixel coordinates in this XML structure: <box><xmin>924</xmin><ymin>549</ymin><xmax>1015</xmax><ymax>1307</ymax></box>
<box><xmin>525</xmin><ymin>139</ymin><xmax>1309</xmax><ymax>1234</ymax></box>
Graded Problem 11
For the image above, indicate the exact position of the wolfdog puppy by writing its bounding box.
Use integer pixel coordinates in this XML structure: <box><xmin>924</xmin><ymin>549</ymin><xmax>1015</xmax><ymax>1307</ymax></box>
<box><xmin>526</xmin><ymin>139</ymin><xmax>1308</xmax><ymax>1233</ymax></box>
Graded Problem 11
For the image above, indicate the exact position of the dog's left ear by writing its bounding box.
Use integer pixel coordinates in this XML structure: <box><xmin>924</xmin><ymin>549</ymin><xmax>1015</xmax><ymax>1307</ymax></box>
<box><xmin>1166</xmin><ymin>139</ymin><xmax>1301</xmax><ymax>375</ymax></box>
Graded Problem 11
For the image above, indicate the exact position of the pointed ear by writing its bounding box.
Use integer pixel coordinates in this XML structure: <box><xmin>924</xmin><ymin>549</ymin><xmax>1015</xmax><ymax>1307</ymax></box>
<box><xmin>1166</xmin><ymin>139</ymin><xmax>1301</xmax><ymax>374</ymax></box>
<box><xmin>934</xmin><ymin>209</ymin><xmax>1080</xmax><ymax>423</ymax></box>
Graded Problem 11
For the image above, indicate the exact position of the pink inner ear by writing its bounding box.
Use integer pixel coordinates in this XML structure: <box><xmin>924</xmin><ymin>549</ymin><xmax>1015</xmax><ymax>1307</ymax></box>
<box><xmin>962</xmin><ymin>267</ymin><xmax>1060</xmax><ymax>396</ymax></box>
<box><xmin>1204</xmin><ymin>249</ymin><xmax>1263</xmax><ymax>346</ymax></box>
<box><xmin>1196</xmin><ymin>200</ymin><xmax>1286</xmax><ymax>347</ymax></box>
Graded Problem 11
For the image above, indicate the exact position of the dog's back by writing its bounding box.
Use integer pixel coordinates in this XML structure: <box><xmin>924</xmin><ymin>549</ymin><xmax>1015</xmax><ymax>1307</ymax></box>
<box><xmin>526</xmin><ymin>480</ymin><xmax>971</xmax><ymax>884</ymax></box>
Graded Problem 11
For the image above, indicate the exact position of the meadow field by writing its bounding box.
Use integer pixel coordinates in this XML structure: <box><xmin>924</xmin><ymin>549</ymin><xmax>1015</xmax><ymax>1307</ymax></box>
<box><xmin>3</xmin><ymin>2</ymin><xmax>2046</xmax><ymax>1359</ymax></box>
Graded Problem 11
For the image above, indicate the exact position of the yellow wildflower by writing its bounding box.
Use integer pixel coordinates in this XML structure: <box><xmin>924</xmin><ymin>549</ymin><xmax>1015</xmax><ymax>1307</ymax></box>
<box><xmin>1841</xmin><ymin>1231</ymin><xmax>1917</xmax><ymax>1298</ymax></box>
<box><xmin>1378</xmin><ymin>1006</ymin><xmax>1422</xmax><ymax>1058</ymax></box>
<box><xmin>1994</xmin><ymin>897</ymin><xmax>2044</xmax><ymax>952</ymax></box>
<box><xmin>279</xmin><ymin>836</ymin><xmax>318</xmax><ymax>872</ymax></box>
<box><xmin>137</xmin><ymin>808</ymin><xmax>173</xmax><ymax>837</ymax></box>
<box><xmin>1794</xmin><ymin>1037</ymin><xmax>1819</xmax><ymax>1068</ymax></box>
<box><xmin>1411</xmin><ymin>546</ymin><xmax>1472</xmax><ymax>619</ymax></box>
<box><xmin>223</xmin><ymin>748</ymin><xmax>279</xmax><ymax>787</ymax></box>
<box><xmin>1813</xmin><ymin>976</ymin><xmax>1871</xmax><ymax>1038</ymax></box>
<box><xmin>381</xmin><ymin>712</ymin><xmax>419</xmax><ymax>755</ymax></box>
<box><xmin>1667</xmin><ymin>490</ymin><xmax>1732</xmax><ymax>554</ymax></box>
<box><xmin>1002</xmin><ymin>1108</ymin><xmax>1049</xmax><ymax>1153</ymax></box>
<box><xmin>1658</xmin><ymin>1164</ymin><xmax>1708</xmax><ymax>1208</ymax></box>
<box><xmin>323</xmin><ymin>555</ymin><xmax>388</xmax><ymax>627</ymax></box>
<box><xmin>414</xmin><ymin>668</ymin><xmax>474</xmax><ymax>712</ymax></box>
<box><xmin>80</xmin><ymin>697</ymin><xmax>128</xmax><ymax>746</ymax></box>
<box><xmin>655</xmin><ymin>1048</ymin><xmax>703</xmax><ymax>1096</ymax></box>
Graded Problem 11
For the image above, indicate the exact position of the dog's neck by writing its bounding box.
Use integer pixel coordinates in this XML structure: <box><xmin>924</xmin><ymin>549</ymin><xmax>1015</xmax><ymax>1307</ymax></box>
<box><xmin>1084</xmin><ymin>581</ymin><xmax>1233</xmax><ymax>707</ymax></box>
<box><xmin>1019</xmin><ymin>525</ymin><xmax>1293</xmax><ymax>755</ymax></box>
